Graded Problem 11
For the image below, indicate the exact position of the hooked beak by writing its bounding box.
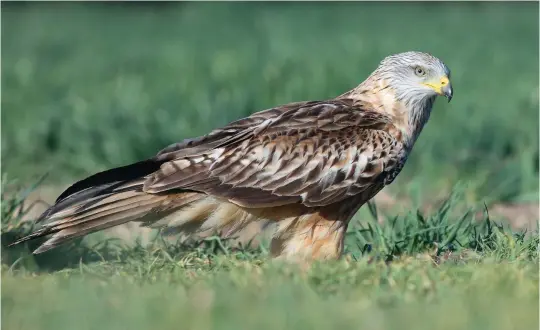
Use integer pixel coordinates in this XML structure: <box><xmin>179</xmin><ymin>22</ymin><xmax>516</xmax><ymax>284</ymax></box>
<box><xmin>423</xmin><ymin>76</ymin><xmax>453</xmax><ymax>103</ymax></box>
<box><xmin>441</xmin><ymin>80</ymin><xmax>453</xmax><ymax>103</ymax></box>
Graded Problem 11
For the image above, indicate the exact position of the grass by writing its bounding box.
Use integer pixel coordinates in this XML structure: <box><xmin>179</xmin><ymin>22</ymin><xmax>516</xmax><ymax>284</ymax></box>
<box><xmin>1</xmin><ymin>2</ymin><xmax>539</xmax><ymax>330</ymax></box>
<box><xmin>2</xmin><ymin>174</ymin><xmax>539</xmax><ymax>330</ymax></box>
<box><xmin>2</xmin><ymin>260</ymin><xmax>538</xmax><ymax>330</ymax></box>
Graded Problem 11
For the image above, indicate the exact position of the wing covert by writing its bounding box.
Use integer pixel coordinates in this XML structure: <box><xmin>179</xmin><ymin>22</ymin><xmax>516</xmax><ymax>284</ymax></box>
<box><xmin>145</xmin><ymin>100</ymin><xmax>406</xmax><ymax>208</ymax></box>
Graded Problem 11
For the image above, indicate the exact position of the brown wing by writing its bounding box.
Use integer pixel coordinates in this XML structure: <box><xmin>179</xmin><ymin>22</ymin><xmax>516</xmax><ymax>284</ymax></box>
<box><xmin>155</xmin><ymin>101</ymin><xmax>315</xmax><ymax>159</ymax></box>
<box><xmin>144</xmin><ymin>100</ymin><xmax>406</xmax><ymax>208</ymax></box>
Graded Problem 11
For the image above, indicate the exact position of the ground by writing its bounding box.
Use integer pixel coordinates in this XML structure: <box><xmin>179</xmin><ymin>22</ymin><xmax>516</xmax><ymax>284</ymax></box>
<box><xmin>1</xmin><ymin>2</ymin><xmax>539</xmax><ymax>330</ymax></box>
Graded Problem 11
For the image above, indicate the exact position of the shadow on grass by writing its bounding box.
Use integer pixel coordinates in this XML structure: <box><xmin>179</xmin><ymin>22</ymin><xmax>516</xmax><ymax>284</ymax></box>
<box><xmin>1</xmin><ymin>231</ymin><xmax>127</xmax><ymax>272</ymax></box>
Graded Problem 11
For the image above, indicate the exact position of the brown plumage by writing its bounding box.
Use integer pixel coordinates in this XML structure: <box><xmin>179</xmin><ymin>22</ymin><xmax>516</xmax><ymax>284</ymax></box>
<box><xmin>10</xmin><ymin>51</ymin><xmax>453</xmax><ymax>260</ymax></box>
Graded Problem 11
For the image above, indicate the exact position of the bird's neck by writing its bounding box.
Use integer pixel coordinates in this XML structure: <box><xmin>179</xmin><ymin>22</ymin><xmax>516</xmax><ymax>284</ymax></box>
<box><xmin>338</xmin><ymin>78</ymin><xmax>435</xmax><ymax>149</ymax></box>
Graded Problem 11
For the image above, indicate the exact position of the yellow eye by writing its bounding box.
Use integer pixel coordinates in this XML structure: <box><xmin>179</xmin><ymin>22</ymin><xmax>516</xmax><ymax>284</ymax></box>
<box><xmin>414</xmin><ymin>66</ymin><xmax>426</xmax><ymax>77</ymax></box>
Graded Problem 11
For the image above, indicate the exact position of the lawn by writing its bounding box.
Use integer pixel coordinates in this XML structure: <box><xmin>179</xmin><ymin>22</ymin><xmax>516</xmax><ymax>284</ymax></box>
<box><xmin>1</xmin><ymin>2</ymin><xmax>539</xmax><ymax>330</ymax></box>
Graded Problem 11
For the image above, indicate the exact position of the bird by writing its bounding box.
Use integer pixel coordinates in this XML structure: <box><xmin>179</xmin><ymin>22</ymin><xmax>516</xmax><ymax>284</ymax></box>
<box><xmin>10</xmin><ymin>51</ymin><xmax>453</xmax><ymax>260</ymax></box>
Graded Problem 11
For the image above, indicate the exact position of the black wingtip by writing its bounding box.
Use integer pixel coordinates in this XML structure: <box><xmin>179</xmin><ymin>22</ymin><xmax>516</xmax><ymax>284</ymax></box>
<box><xmin>56</xmin><ymin>159</ymin><xmax>164</xmax><ymax>203</ymax></box>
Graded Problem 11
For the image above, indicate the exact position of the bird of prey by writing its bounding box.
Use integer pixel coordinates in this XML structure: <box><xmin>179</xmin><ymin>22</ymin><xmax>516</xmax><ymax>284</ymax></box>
<box><xmin>11</xmin><ymin>51</ymin><xmax>453</xmax><ymax>260</ymax></box>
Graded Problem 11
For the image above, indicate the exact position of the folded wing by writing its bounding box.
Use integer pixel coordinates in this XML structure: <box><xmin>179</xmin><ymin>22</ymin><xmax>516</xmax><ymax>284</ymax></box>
<box><xmin>145</xmin><ymin>100</ymin><xmax>405</xmax><ymax>208</ymax></box>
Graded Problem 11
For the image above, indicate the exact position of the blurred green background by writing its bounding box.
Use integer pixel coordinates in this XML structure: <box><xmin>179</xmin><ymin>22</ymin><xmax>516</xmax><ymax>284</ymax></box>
<box><xmin>2</xmin><ymin>1</ymin><xmax>538</xmax><ymax>206</ymax></box>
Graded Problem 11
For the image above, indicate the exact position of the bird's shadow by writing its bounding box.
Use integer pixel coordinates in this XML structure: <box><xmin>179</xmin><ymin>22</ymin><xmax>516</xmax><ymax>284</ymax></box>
<box><xmin>2</xmin><ymin>230</ymin><xmax>125</xmax><ymax>273</ymax></box>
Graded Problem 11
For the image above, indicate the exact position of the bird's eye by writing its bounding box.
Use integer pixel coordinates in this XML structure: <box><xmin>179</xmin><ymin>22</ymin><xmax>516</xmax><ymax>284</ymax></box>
<box><xmin>414</xmin><ymin>66</ymin><xmax>426</xmax><ymax>77</ymax></box>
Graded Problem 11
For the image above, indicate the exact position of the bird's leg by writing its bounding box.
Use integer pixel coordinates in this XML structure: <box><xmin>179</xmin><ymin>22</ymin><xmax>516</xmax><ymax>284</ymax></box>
<box><xmin>270</xmin><ymin>211</ymin><xmax>348</xmax><ymax>261</ymax></box>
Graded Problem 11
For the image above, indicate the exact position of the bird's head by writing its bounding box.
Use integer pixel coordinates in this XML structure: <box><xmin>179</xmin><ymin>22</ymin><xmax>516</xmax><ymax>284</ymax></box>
<box><xmin>375</xmin><ymin>51</ymin><xmax>453</xmax><ymax>104</ymax></box>
<box><xmin>346</xmin><ymin>51</ymin><xmax>453</xmax><ymax>147</ymax></box>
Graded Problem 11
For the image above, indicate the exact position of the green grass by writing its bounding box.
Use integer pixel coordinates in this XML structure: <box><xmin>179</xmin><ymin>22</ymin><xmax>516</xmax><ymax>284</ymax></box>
<box><xmin>1</xmin><ymin>2</ymin><xmax>539</xmax><ymax>330</ymax></box>
<box><xmin>2</xmin><ymin>174</ymin><xmax>539</xmax><ymax>330</ymax></box>
<box><xmin>2</xmin><ymin>259</ymin><xmax>538</xmax><ymax>330</ymax></box>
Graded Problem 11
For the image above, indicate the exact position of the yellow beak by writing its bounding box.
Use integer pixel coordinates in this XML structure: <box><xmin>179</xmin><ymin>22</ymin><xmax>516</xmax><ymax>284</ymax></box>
<box><xmin>423</xmin><ymin>76</ymin><xmax>453</xmax><ymax>102</ymax></box>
